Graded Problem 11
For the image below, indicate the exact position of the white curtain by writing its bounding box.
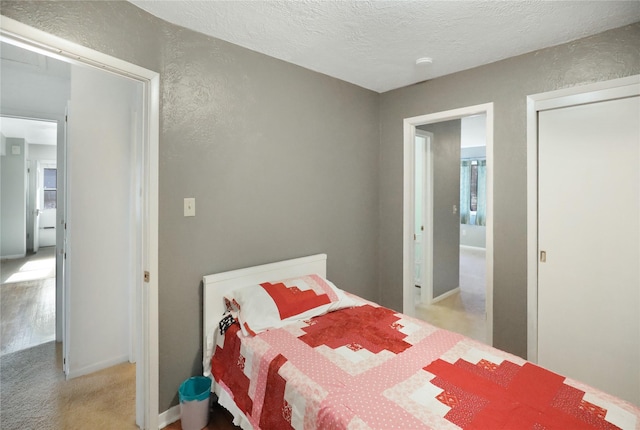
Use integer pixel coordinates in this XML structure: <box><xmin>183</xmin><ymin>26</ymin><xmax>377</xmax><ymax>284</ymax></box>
<box><xmin>475</xmin><ymin>159</ymin><xmax>487</xmax><ymax>226</ymax></box>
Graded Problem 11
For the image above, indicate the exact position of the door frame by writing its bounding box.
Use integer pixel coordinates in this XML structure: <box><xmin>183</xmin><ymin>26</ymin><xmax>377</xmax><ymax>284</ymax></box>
<box><xmin>403</xmin><ymin>103</ymin><xmax>494</xmax><ymax>345</ymax></box>
<box><xmin>526</xmin><ymin>74</ymin><xmax>640</xmax><ymax>363</ymax></box>
<box><xmin>0</xmin><ymin>16</ymin><xmax>160</xmax><ymax>430</ymax></box>
<box><xmin>1</xmin><ymin>113</ymin><xmax>65</xmax><ymax>338</ymax></box>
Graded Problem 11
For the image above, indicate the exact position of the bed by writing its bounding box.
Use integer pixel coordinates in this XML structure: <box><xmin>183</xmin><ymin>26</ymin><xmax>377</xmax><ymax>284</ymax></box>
<box><xmin>202</xmin><ymin>254</ymin><xmax>640</xmax><ymax>429</ymax></box>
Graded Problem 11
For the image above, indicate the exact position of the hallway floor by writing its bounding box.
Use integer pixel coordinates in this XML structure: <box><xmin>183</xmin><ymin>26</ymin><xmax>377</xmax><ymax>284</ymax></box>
<box><xmin>415</xmin><ymin>246</ymin><xmax>487</xmax><ymax>343</ymax></box>
<box><xmin>1</xmin><ymin>247</ymin><xmax>137</xmax><ymax>429</ymax></box>
<box><xmin>1</xmin><ymin>341</ymin><xmax>136</xmax><ymax>430</ymax></box>
<box><xmin>1</xmin><ymin>246</ymin><xmax>56</xmax><ymax>355</ymax></box>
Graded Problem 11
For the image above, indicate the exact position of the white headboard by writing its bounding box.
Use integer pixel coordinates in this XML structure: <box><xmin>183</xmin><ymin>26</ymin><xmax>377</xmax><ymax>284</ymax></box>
<box><xmin>202</xmin><ymin>253</ymin><xmax>327</xmax><ymax>355</ymax></box>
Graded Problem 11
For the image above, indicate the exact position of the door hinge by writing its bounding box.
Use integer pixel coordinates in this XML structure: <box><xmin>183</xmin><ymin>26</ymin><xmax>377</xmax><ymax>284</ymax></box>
<box><xmin>144</xmin><ymin>271</ymin><xmax>150</xmax><ymax>283</ymax></box>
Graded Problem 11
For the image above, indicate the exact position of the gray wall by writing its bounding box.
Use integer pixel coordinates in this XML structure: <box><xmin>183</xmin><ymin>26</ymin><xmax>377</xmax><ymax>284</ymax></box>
<box><xmin>379</xmin><ymin>23</ymin><xmax>640</xmax><ymax>358</ymax></box>
<box><xmin>1</xmin><ymin>138</ymin><xmax>26</xmax><ymax>258</ymax></box>
<box><xmin>418</xmin><ymin>120</ymin><xmax>460</xmax><ymax>298</ymax></box>
<box><xmin>27</xmin><ymin>143</ymin><xmax>56</xmax><ymax>161</ymax></box>
<box><xmin>461</xmin><ymin>225</ymin><xmax>486</xmax><ymax>249</ymax></box>
<box><xmin>0</xmin><ymin>1</ymin><xmax>380</xmax><ymax>412</ymax></box>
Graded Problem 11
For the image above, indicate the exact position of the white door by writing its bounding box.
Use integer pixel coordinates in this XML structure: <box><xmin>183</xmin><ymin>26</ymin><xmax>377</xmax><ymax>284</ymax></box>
<box><xmin>414</xmin><ymin>135</ymin><xmax>425</xmax><ymax>290</ymax></box>
<box><xmin>537</xmin><ymin>95</ymin><xmax>640</xmax><ymax>404</ymax></box>
<box><xmin>414</xmin><ymin>132</ymin><xmax>434</xmax><ymax>305</ymax></box>
<box><xmin>65</xmin><ymin>64</ymin><xmax>139</xmax><ymax>378</ymax></box>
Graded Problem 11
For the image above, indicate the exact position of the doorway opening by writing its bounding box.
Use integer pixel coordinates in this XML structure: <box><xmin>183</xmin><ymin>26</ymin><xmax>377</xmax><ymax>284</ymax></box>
<box><xmin>1</xmin><ymin>115</ymin><xmax>58</xmax><ymax>355</ymax></box>
<box><xmin>1</xmin><ymin>17</ymin><xmax>159</xmax><ymax>429</ymax></box>
<box><xmin>403</xmin><ymin>103</ymin><xmax>494</xmax><ymax>345</ymax></box>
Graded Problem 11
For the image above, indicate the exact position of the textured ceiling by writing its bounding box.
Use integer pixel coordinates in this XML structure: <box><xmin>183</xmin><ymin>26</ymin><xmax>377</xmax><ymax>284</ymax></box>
<box><xmin>129</xmin><ymin>1</ymin><xmax>640</xmax><ymax>93</ymax></box>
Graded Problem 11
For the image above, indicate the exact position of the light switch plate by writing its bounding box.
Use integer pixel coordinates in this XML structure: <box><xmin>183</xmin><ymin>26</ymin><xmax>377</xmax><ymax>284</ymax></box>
<box><xmin>184</xmin><ymin>198</ymin><xmax>195</xmax><ymax>217</ymax></box>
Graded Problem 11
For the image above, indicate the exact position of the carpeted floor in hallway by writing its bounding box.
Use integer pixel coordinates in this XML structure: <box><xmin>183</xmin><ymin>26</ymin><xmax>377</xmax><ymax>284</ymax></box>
<box><xmin>0</xmin><ymin>341</ymin><xmax>136</xmax><ymax>430</ymax></box>
<box><xmin>415</xmin><ymin>246</ymin><xmax>487</xmax><ymax>343</ymax></box>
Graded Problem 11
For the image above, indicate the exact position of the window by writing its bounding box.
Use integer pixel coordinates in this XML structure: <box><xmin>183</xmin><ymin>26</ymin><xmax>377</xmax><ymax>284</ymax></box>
<box><xmin>43</xmin><ymin>168</ymin><xmax>57</xmax><ymax>209</ymax></box>
<box><xmin>469</xmin><ymin>160</ymin><xmax>478</xmax><ymax>212</ymax></box>
<box><xmin>460</xmin><ymin>159</ymin><xmax>486</xmax><ymax>226</ymax></box>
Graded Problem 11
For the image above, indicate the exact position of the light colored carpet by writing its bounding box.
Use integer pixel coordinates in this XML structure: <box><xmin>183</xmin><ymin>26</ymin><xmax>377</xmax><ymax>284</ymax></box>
<box><xmin>416</xmin><ymin>246</ymin><xmax>487</xmax><ymax>343</ymax></box>
<box><xmin>0</xmin><ymin>341</ymin><xmax>136</xmax><ymax>430</ymax></box>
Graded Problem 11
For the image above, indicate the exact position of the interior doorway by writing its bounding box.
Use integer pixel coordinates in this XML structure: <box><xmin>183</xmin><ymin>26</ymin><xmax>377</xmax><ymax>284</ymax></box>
<box><xmin>412</xmin><ymin>114</ymin><xmax>488</xmax><ymax>343</ymax></box>
<box><xmin>0</xmin><ymin>116</ymin><xmax>60</xmax><ymax>253</ymax></box>
<box><xmin>0</xmin><ymin>115</ymin><xmax>58</xmax><ymax>355</ymax></box>
<box><xmin>1</xmin><ymin>16</ymin><xmax>159</xmax><ymax>429</ymax></box>
<box><xmin>403</xmin><ymin>103</ymin><xmax>494</xmax><ymax>346</ymax></box>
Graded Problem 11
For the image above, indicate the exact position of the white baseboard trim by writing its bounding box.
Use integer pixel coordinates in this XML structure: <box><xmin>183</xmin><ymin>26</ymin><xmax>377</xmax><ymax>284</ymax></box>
<box><xmin>66</xmin><ymin>354</ymin><xmax>130</xmax><ymax>379</ymax></box>
<box><xmin>1</xmin><ymin>253</ymin><xmax>26</xmax><ymax>260</ymax></box>
<box><xmin>432</xmin><ymin>287</ymin><xmax>460</xmax><ymax>304</ymax></box>
<box><xmin>158</xmin><ymin>405</ymin><xmax>181</xmax><ymax>429</ymax></box>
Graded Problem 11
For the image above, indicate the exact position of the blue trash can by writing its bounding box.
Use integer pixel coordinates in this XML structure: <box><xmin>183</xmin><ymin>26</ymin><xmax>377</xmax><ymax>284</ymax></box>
<box><xmin>178</xmin><ymin>376</ymin><xmax>212</xmax><ymax>430</ymax></box>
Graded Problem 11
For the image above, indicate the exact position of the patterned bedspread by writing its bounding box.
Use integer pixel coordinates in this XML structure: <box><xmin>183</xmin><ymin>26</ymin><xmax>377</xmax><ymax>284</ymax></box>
<box><xmin>209</xmin><ymin>303</ymin><xmax>640</xmax><ymax>429</ymax></box>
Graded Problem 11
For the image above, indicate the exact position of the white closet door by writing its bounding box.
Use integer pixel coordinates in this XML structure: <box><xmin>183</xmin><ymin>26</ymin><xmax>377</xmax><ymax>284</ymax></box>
<box><xmin>538</xmin><ymin>95</ymin><xmax>640</xmax><ymax>405</ymax></box>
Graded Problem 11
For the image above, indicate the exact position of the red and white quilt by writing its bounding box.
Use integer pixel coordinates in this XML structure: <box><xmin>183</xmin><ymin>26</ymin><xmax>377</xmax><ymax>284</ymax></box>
<box><xmin>209</xmin><ymin>303</ymin><xmax>640</xmax><ymax>429</ymax></box>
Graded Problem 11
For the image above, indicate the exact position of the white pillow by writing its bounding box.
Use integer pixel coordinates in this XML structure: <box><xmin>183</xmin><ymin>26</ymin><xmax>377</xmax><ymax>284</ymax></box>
<box><xmin>223</xmin><ymin>274</ymin><xmax>359</xmax><ymax>336</ymax></box>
